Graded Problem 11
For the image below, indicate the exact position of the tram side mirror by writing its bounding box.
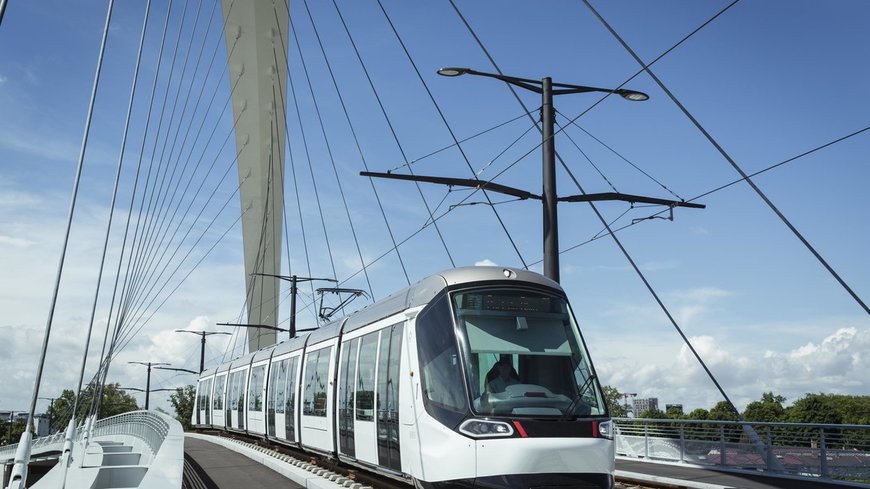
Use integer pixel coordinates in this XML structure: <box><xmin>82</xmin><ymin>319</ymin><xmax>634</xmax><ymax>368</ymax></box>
<box><xmin>516</xmin><ymin>316</ymin><xmax>529</xmax><ymax>331</ymax></box>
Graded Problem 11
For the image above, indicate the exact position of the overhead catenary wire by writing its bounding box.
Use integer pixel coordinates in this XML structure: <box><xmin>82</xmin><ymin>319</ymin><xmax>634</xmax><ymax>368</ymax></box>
<box><xmin>445</xmin><ymin>0</ymin><xmax>746</xmax><ymax>416</ymax></box>
<box><xmin>582</xmin><ymin>0</ymin><xmax>870</xmax><ymax>318</ymax></box>
<box><xmin>555</xmin><ymin>116</ymin><xmax>620</xmax><ymax>194</ymax></box>
<box><xmin>556</xmin><ymin>124</ymin><xmax>870</xmax><ymax>257</ymax></box>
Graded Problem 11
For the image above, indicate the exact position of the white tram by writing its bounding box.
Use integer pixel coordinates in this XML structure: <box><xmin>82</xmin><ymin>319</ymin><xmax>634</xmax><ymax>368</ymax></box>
<box><xmin>193</xmin><ymin>267</ymin><xmax>615</xmax><ymax>488</ymax></box>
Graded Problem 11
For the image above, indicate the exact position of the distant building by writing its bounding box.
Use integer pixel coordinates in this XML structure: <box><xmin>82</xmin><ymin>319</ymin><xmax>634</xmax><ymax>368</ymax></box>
<box><xmin>0</xmin><ymin>412</ymin><xmax>51</xmax><ymax>437</ymax></box>
<box><xmin>633</xmin><ymin>397</ymin><xmax>659</xmax><ymax>415</ymax></box>
<box><xmin>666</xmin><ymin>403</ymin><xmax>684</xmax><ymax>416</ymax></box>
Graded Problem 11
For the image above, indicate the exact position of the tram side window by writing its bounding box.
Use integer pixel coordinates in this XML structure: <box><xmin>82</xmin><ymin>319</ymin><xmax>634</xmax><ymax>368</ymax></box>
<box><xmin>235</xmin><ymin>371</ymin><xmax>245</xmax><ymax>411</ymax></box>
<box><xmin>249</xmin><ymin>366</ymin><xmax>265</xmax><ymax>412</ymax></box>
<box><xmin>416</xmin><ymin>293</ymin><xmax>468</xmax><ymax>423</ymax></box>
<box><xmin>356</xmin><ymin>332</ymin><xmax>378</xmax><ymax>421</ymax></box>
<box><xmin>213</xmin><ymin>375</ymin><xmax>225</xmax><ymax>410</ymax></box>
<box><xmin>303</xmin><ymin>348</ymin><xmax>331</xmax><ymax>417</ymax></box>
<box><xmin>339</xmin><ymin>338</ymin><xmax>359</xmax><ymax>456</ymax></box>
<box><xmin>228</xmin><ymin>372</ymin><xmax>239</xmax><ymax>410</ymax></box>
<box><xmin>274</xmin><ymin>360</ymin><xmax>287</xmax><ymax>414</ymax></box>
<box><xmin>285</xmin><ymin>357</ymin><xmax>298</xmax><ymax>439</ymax></box>
<box><xmin>285</xmin><ymin>357</ymin><xmax>298</xmax><ymax>414</ymax></box>
<box><xmin>203</xmin><ymin>379</ymin><xmax>212</xmax><ymax>412</ymax></box>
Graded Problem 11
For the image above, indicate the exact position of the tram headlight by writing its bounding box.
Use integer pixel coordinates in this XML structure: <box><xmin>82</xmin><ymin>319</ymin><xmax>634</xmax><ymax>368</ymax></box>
<box><xmin>597</xmin><ymin>420</ymin><xmax>614</xmax><ymax>440</ymax></box>
<box><xmin>459</xmin><ymin>419</ymin><xmax>515</xmax><ymax>438</ymax></box>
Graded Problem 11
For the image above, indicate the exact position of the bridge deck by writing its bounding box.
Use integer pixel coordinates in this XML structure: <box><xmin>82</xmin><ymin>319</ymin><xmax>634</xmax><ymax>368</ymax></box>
<box><xmin>184</xmin><ymin>437</ymin><xmax>303</xmax><ymax>489</ymax></box>
<box><xmin>616</xmin><ymin>459</ymin><xmax>855</xmax><ymax>489</ymax></box>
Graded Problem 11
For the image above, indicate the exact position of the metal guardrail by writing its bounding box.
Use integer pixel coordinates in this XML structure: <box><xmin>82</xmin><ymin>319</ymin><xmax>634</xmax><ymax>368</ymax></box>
<box><xmin>614</xmin><ymin>418</ymin><xmax>870</xmax><ymax>483</ymax></box>
<box><xmin>91</xmin><ymin>411</ymin><xmax>171</xmax><ymax>457</ymax></box>
<box><xmin>0</xmin><ymin>410</ymin><xmax>172</xmax><ymax>463</ymax></box>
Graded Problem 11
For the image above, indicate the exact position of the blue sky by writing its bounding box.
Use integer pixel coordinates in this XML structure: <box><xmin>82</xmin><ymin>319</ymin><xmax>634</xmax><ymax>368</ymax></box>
<box><xmin>0</xmin><ymin>0</ymin><xmax>868</xmax><ymax>415</ymax></box>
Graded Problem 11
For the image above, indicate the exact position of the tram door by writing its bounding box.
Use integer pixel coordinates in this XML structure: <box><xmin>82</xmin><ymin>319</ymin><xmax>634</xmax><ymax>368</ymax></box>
<box><xmin>269</xmin><ymin>354</ymin><xmax>300</xmax><ymax>442</ymax></box>
<box><xmin>212</xmin><ymin>374</ymin><xmax>227</xmax><ymax>428</ymax></box>
<box><xmin>300</xmin><ymin>344</ymin><xmax>336</xmax><ymax>452</ymax></box>
<box><xmin>343</xmin><ymin>322</ymin><xmax>404</xmax><ymax>468</ymax></box>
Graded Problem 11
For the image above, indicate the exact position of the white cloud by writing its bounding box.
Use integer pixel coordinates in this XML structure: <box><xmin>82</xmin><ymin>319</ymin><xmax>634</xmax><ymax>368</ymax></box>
<box><xmin>475</xmin><ymin>259</ymin><xmax>498</xmax><ymax>267</ymax></box>
<box><xmin>595</xmin><ymin>326</ymin><xmax>870</xmax><ymax>411</ymax></box>
<box><xmin>0</xmin><ymin>235</ymin><xmax>34</xmax><ymax>248</ymax></box>
<box><xmin>0</xmin><ymin>75</ymin><xmax>7</xmax><ymax>84</ymax></box>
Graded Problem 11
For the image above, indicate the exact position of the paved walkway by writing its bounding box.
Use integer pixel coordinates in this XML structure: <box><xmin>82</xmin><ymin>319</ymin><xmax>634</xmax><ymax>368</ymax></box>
<box><xmin>184</xmin><ymin>437</ymin><xmax>303</xmax><ymax>489</ymax></box>
<box><xmin>617</xmin><ymin>459</ymin><xmax>859</xmax><ymax>489</ymax></box>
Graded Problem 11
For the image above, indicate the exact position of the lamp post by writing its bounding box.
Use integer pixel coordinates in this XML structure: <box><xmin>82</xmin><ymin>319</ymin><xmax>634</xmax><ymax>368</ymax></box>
<box><xmin>438</xmin><ymin>68</ymin><xmax>647</xmax><ymax>282</ymax></box>
<box><xmin>363</xmin><ymin>67</ymin><xmax>701</xmax><ymax>284</ymax></box>
<box><xmin>173</xmin><ymin>330</ymin><xmax>232</xmax><ymax>374</ymax></box>
<box><xmin>128</xmin><ymin>362</ymin><xmax>169</xmax><ymax>410</ymax></box>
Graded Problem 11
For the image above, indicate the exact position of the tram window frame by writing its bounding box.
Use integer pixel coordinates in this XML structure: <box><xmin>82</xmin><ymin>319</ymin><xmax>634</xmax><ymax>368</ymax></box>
<box><xmin>303</xmin><ymin>348</ymin><xmax>332</xmax><ymax>418</ymax></box>
<box><xmin>339</xmin><ymin>338</ymin><xmax>359</xmax><ymax>456</ymax></box>
<box><xmin>274</xmin><ymin>359</ymin><xmax>287</xmax><ymax>414</ymax></box>
<box><xmin>248</xmin><ymin>366</ymin><xmax>265</xmax><ymax>412</ymax></box>
<box><xmin>356</xmin><ymin>332</ymin><xmax>378</xmax><ymax>421</ymax></box>
<box><xmin>213</xmin><ymin>375</ymin><xmax>225</xmax><ymax>410</ymax></box>
<box><xmin>415</xmin><ymin>292</ymin><xmax>469</xmax><ymax>428</ymax></box>
<box><xmin>285</xmin><ymin>356</ymin><xmax>298</xmax><ymax>438</ymax></box>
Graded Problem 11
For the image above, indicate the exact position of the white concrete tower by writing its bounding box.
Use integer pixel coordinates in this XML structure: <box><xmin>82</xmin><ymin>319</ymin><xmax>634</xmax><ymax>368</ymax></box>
<box><xmin>221</xmin><ymin>0</ymin><xmax>289</xmax><ymax>352</ymax></box>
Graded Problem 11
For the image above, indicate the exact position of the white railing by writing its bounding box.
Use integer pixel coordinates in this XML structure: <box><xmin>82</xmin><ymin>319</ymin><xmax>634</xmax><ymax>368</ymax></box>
<box><xmin>91</xmin><ymin>411</ymin><xmax>171</xmax><ymax>458</ymax></box>
<box><xmin>0</xmin><ymin>430</ymin><xmax>68</xmax><ymax>462</ymax></box>
<box><xmin>614</xmin><ymin>418</ymin><xmax>870</xmax><ymax>483</ymax></box>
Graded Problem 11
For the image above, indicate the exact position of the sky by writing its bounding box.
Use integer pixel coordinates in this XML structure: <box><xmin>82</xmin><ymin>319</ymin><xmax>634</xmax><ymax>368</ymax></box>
<box><xmin>0</xmin><ymin>0</ymin><xmax>868</xmax><ymax>417</ymax></box>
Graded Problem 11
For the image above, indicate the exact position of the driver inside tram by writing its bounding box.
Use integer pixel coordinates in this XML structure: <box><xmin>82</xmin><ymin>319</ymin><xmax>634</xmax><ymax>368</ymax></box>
<box><xmin>487</xmin><ymin>358</ymin><xmax>519</xmax><ymax>393</ymax></box>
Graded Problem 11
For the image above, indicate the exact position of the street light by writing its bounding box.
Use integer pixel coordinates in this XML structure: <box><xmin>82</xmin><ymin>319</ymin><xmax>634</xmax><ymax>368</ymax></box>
<box><xmin>127</xmin><ymin>362</ymin><xmax>169</xmax><ymax>410</ymax></box>
<box><xmin>173</xmin><ymin>330</ymin><xmax>232</xmax><ymax>374</ymax></box>
<box><xmin>364</xmin><ymin>67</ymin><xmax>701</xmax><ymax>283</ymax></box>
<box><xmin>439</xmin><ymin>67</ymin><xmax>646</xmax><ymax>283</ymax></box>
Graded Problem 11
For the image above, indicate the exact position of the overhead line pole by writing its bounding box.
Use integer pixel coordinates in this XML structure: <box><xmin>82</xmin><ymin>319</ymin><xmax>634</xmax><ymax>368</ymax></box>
<box><xmin>362</xmin><ymin>67</ymin><xmax>702</xmax><ymax>284</ymax></box>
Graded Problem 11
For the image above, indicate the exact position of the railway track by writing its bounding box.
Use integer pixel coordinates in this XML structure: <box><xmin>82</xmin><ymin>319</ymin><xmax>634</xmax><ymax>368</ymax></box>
<box><xmin>192</xmin><ymin>429</ymin><xmax>675</xmax><ymax>489</ymax></box>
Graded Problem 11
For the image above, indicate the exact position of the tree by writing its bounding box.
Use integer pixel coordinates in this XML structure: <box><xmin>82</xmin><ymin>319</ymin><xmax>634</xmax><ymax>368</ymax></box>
<box><xmin>637</xmin><ymin>407</ymin><xmax>668</xmax><ymax>419</ymax></box>
<box><xmin>686</xmin><ymin>408</ymin><xmax>710</xmax><ymax>420</ymax></box>
<box><xmin>169</xmin><ymin>385</ymin><xmax>196</xmax><ymax>431</ymax></box>
<box><xmin>743</xmin><ymin>392</ymin><xmax>786</xmax><ymax>422</ymax></box>
<box><xmin>601</xmin><ymin>385</ymin><xmax>628</xmax><ymax>418</ymax></box>
<box><xmin>785</xmin><ymin>394</ymin><xmax>843</xmax><ymax>425</ymax></box>
<box><xmin>708</xmin><ymin>400</ymin><xmax>739</xmax><ymax>421</ymax></box>
<box><xmin>46</xmin><ymin>383</ymin><xmax>139</xmax><ymax>432</ymax></box>
<box><xmin>0</xmin><ymin>420</ymin><xmax>27</xmax><ymax>446</ymax></box>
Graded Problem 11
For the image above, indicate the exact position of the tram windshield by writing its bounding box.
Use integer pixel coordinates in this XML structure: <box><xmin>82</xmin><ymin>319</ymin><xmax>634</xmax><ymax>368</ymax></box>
<box><xmin>452</xmin><ymin>288</ymin><xmax>606</xmax><ymax>418</ymax></box>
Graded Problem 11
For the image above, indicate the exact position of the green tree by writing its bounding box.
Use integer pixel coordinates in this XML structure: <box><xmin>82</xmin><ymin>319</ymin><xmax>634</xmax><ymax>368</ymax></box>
<box><xmin>686</xmin><ymin>408</ymin><xmax>710</xmax><ymax>420</ymax></box>
<box><xmin>169</xmin><ymin>385</ymin><xmax>196</xmax><ymax>431</ymax></box>
<box><xmin>0</xmin><ymin>420</ymin><xmax>27</xmax><ymax>446</ymax></box>
<box><xmin>785</xmin><ymin>394</ymin><xmax>843</xmax><ymax>425</ymax></box>
<box><xmin>743</xmin><ymin>392</ymin><xmax>786</xmax><ymax>422</ymax></box>
<box><xmin>638</xmin><ymin>407</ymin><xmax>668</xmax><ymax>419</ymax></box>
<box><xmin>46</xmin><ymin>383</ymin><xmax>139</xmax><ymax>432</ymax></box>
<box><xmin>708</xmin><ymin>400</ymin><xmax>739</xmax><ymax>421</ymax></box>
<box><xmin>601</xmin><ymin>385</ymin><xmax>628</xmax><ymax>417</ymax></box>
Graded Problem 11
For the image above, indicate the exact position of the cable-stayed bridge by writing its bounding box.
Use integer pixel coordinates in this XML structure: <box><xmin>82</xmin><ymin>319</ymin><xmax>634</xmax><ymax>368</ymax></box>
<box><xmin>0</xmin><ymin>0</ymin><xmax>867</xmax><ymax>488</ymax></box>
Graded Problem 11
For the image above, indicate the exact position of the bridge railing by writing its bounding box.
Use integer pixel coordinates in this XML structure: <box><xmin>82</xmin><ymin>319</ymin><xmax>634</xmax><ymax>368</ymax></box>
<box><xmin>614</xmin><ymin>418</ymin><xmax>870</xmax><ymax>482</ymax></box>
<box><xmin>0</xmin><ymin>410</ymin><xmax>173</xmax><ymax>463</ymax></box>
<box><xmin>91</xmin><ymin>410</ymin><xmax>171</xmax><ymax>458</ymax></box>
